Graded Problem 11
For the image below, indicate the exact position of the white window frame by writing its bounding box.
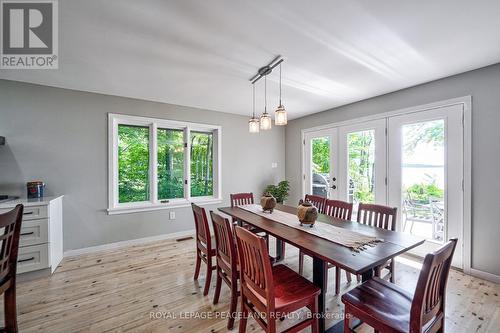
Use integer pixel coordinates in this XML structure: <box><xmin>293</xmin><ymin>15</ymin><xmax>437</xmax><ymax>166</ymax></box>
<box><xmin>107</xmin><ymin>113</ymin><xmax>222</xmax><ymax>214</ymax></box>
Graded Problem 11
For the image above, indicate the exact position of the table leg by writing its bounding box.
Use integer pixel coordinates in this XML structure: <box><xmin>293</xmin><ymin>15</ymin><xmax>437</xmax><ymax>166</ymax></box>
<box><xmin>313</xmin><ymin>256</ymin><xmax>327</xmax><ymax>332</ymax></box>
<box><xmin>275</xmin><ymin>239</ymin><xmax>284</xmax><ymax>262</ymax></box>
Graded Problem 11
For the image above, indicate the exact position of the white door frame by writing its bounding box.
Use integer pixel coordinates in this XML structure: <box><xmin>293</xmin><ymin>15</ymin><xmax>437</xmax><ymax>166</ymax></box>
<box><xmin>301</xmin><ymin>96</ymin><xmax>472</xmax><ymax>273</ymax></box>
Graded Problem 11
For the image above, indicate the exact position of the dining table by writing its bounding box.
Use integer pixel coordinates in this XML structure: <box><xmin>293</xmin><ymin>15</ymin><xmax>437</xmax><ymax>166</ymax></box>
<box><xmin>218</xmin><ymin>203</ymin><xmax>425</xmax><ymax>333</ymax></box>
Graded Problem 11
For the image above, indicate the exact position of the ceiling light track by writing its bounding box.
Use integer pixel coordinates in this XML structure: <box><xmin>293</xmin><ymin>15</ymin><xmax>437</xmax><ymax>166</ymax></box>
<box><xmin>249</xmin><ymin>55</ymin><xmax>284</xmax><ymax>84</ymax></box>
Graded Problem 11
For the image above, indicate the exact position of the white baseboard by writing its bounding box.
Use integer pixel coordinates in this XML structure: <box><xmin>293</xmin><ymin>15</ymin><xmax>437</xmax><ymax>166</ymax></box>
<box><xmin>470</xmin><ymin>268</ymin><xmax>500</xmax><ymax>284</ymax></box>
<box><xmin>63</xmin><ymin>229</ymin><xmax>195</xmax><ymax>258</ymax></box>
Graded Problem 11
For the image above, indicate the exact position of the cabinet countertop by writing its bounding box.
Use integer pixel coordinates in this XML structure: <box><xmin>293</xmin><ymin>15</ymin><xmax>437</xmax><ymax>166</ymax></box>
<box><xmin>0</xmin><ymin>195</ymin><xmax>64</xmax><ymax>209</ymax></box>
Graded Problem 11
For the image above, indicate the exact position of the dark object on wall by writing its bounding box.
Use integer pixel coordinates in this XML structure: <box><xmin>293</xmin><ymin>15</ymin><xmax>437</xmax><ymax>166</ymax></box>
<box><xmin>0</xmin><ymin>136</ymin><xmax>5</xmax><ymax>145</ymax></box>
<box><xmin>27</xmin><ymin>181</ymin><xmax>45</xmax><ymax>199</ymax></box>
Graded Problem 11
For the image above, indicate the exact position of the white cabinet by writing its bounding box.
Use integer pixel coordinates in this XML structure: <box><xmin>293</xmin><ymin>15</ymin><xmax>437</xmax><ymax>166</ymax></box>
<box><xmin>0</xmin><ymin>196</ymin><xmax>63</xmax><ymax>274</ymax></box>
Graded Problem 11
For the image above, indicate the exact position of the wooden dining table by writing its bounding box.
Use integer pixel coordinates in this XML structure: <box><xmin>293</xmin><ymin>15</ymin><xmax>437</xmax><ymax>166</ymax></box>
<box><xmin>218</xmin><ymin>203</ymin><xmax>425</xmax><ymax>333</ymax></box>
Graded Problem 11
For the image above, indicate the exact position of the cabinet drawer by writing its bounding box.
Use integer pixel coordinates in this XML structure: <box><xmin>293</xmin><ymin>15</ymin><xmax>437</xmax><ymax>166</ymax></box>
<box><xmin>19</xmin><ymin>219</ymin><xmax>49</xmax><ymax>247</ymax></box>
<box><xmin>21</xmin><ymin>205</ymin><xmax>48</xmax><ymax>220</ymax></box>
<box><xmin>17</xmin><ymin>244</ymin><xmax>49</xmax><ymax>274</ymax></box>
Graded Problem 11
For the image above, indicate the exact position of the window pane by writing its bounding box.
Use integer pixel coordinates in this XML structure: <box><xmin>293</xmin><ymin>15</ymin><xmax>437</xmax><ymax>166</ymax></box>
<box><xmin>157</xmin><ymin>128</ymin><xmax>184</xmax><ymax>200</ymax></box>
<box><xmin>402</xmin><ymin>120</ymin><xmax>445</xmax><ymax>243</ymax></box>
<box><xmin>347</xmin><ymin>130</ymin><xmax>375</xmax><ymax>209</ymax></box>
<box><xmin>118</xmin><ymin>124</ymin><xmax>150</xmax><ymax>203</ymax></box>
<box><xmin>311</xmin><ymin>137</ymin><xmax>330</xmax><ymax>197</ymax></box>
<box><xmin>190</xmin><ymin>131</ymin><xmax>213</xmax><ymax>197</ymax></box>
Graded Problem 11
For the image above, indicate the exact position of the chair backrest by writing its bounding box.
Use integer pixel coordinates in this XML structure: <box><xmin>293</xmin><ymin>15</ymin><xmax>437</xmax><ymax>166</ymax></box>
<box><xmin>0</xmin><ymin>204</ymin><xmax>23</xmax><ymax>281</ymax></box>
<box><xmin>230</xmin><ymin>193</ymin><xmax>254</xmax><ymax>207</ymax></box>
<box><xmin>305</xmin><ymin>194</ymin><xmax>326</xmax><ymax>214</ymax></box>
<box><xmin>210</xmin><ymin>211</ymin><xmax>237</xmax><ymax>273</ymax></box>
<box><xmin>324</xmin><ymin>199</ymin><xmax>353</xmax><ymax>220</ymax></box>
<box><xmin>234</xmin><ymin>226</ymin><xmax>274</xmax><ymax>310</ymax></box>
<box><xmin>191</xmin><ymin>203</ymin><xmax>211</xmax><ymax>250</ymax></box>
<box><xmin>410</xmin><ymin>238</ymin><xmax>458</xmax><ymax>331</ymax></box>
<box><xmin>357</xmin><ymin>203</ymin><xmax>397</xmax><ymax>231</ymax></box>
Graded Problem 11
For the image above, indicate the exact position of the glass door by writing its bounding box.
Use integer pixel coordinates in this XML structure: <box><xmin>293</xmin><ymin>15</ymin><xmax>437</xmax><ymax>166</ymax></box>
<box><xmin>337</xmin><ymin>119</ymin><xmax>387</xmax><ymax>216</ymax></box>
<box><xmin>304</xmin><ymin>129</ymin><xmax>338</xmax><ymax>199</ymax></box>
<box><xmin>388</xmin><ymin>105</ymin><xmax>464</xmax><ymax>268</ymax></box>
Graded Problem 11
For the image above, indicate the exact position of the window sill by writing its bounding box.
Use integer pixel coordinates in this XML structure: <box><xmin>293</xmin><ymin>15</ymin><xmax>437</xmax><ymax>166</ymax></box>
<box><xmin>107</xmin><ymin>197</ymin><xmax>223</xmax><ymax>215</ymax></box>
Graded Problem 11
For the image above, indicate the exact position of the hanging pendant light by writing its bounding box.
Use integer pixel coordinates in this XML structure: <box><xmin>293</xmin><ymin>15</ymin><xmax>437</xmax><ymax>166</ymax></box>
<box><xmin>260</xmin><ymin>74</ymin><xmax>272</xmax><ymax>130</ymax></box>
<box><xmin>275</xmin><ymin>62</ymin><xmax>287</xmax><ymax>126</ymax></box>
<box><xmin>248</xmin><ymin>83</ymin><xmax>260</xmax><ymax>133</ymax></box>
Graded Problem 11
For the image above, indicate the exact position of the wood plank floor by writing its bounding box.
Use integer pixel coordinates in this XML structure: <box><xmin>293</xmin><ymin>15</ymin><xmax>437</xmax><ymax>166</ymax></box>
<box><xmin>2</xmin><ymin>236</ymin><xmax>499</xmax><ymax>332</ymax></box>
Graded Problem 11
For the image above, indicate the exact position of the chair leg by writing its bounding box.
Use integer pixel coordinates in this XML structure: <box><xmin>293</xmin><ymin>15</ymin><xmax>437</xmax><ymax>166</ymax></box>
<box><xmin>239</xmin><ymin>301</ymin><xmax>249</xmax><ymax>333</ymax></box>
<box><xmin>311</xmin><ymin>296</ymin><xmax>319</xmax><ymax>333</ymax></box>
<box><xmin>4</xmin><ymin>282</ymin><xmax>18</xmax><ymax>333</ymax></box>
<box><xmin>390</xmin><ymin>259</ymin><xmax>396</xmax><ymax>283</ymax></box>
<box><xmin>227</xmin><ymin>283</ymin><xmax>238</xmax><ymax>330</ymax></box>
<box><xmin>281</xmin><ymin>242</ymin><xmax>286</xmax><ymax>259</ymax></box>
<box><xmin>335</xmin><ymin>266</ymin><xmax>341</xmax><ymax>295</ymax></box>
<box><xmin>298</xmin><ymin>251</ymin><xmax>305</xmax><ymax>275</ymax></box>
<box><xmin>194</xmin><ymin>251</ymin><xmax>201</xmax><ymax>280</ymax></box>
<box><xmin>343</xmin><ymin>305</ymin><xmax>351</xmax><ymax>333</ymax></box>
<box><xmin>356</xmin><ymin>275</ymin><xmax>361</xmax><ymax>283</ymax></box>
<box><xmin>203</xmin><ymin>257</ymin><xmax>212</xmax><ymax>296</ymax></box>
<box><xmin>346</xmin><ymin>270</ymin><xmax>352</xmax><ymax>283</ymax></box>
<box><xmin>213</xmin><ymin>271</ymin><xmax>222</xmax><ymax>304</ymax></box>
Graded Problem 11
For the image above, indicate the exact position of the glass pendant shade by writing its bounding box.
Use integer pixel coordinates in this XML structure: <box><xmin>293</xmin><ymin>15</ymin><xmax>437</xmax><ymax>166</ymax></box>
<box><xmin>275</xmin><ymin>105</ymin><xmax>287</xmax><ymax>125</ymax></box>
<box><xmin>260</xmin><ymin>113</ymin><xmax>272</xmax><ymax>130</ymax></box>
<box><xmin>248</xmin><ymin>117</ymin><xmax>260</xmax><ymax>133</ymax></box>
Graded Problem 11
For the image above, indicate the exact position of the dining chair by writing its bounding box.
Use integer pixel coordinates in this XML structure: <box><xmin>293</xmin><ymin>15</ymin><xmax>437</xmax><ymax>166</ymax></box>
<box><xmin>0</xmin><ymin>204</ymin><xmax>24</xmax><ymax>333</ymax></box>
<box><xmin>210</xmin><ymin>211</ymin><xmax>239</xmax><ymax>330</ymax></box>
<box><xmin>304</xmin><ymin>194</ymin><xmax>327</xmax><ymax>214</ymax></box>
<box><xmin>230</xmin><ymin>192</ymin><xmax>270</xmax><ymax>252</ymax></box>
<box><xmin>191</xmin><ymin>203</ymin><xmax>216</xmax><ymax>296</ymax></box>
<box><xmin>235</xmin><ymin>226</ymin><xmax>320</xmax><ymax>333</ymax></box>
<box><xmin>357</xmin><ymin>203</ymin><xmax>398</xmax><ymax>282</ymax></box>
<box><xmin>298</xmin><ymin>199</ymin><xmax>353</xmax><ymax>295</ymax></box>
<box><xmin>342</xmin><ymin>238</ymin><xmax>458</xmax><ymax>333</ymax></box>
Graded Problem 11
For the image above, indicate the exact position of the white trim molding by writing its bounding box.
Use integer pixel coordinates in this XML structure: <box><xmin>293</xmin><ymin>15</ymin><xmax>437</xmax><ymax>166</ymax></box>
<box><xmin>108</xmin><ymin>113</ymin><xmax>222</xmax><ymax>215</ymax></box>
<box><xmin>63</xmin><ymin>229</ymin><xmax>195</xmax><ymax>258</ymax></box>
<box><xmin>470</xmin><ymin>269</ymin><xmax>500</xmax><ymax>284</ymax></box>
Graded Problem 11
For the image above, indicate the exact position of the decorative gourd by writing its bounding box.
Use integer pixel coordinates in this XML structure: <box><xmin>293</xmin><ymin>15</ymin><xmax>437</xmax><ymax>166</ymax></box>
<box><xmin>297</xmin><ymin>199</ymin><xmax>318</xmax><ymax>227</ymax></box>
<box><xmin>260</xmin><ymin>192</ymin><xmax>277</xmax><ymax>213</ymax></box>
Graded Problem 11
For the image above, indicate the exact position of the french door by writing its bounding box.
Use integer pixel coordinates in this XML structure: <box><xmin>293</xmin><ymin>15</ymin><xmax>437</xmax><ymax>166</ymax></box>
<box><xmin>304</xmin><ymin>119</ymin><xmax>386</xmax><ymax>207</ymax></box>
<box><xmin>388</xmin><ymin>105</ymin><xmax>464</xmax><ymax>268</ymax></box>
<box><xmin>303</xmin><ymin>104</ymin><xmax>464</xmax><ymax>268</ymax></box>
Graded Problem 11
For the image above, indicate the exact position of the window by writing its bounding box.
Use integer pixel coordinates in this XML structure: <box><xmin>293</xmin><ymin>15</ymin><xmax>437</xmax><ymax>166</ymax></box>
<box><xmin>108</xmin><ymin>114</ymin><xmax>221</xmax><ymax>214</ymax></box>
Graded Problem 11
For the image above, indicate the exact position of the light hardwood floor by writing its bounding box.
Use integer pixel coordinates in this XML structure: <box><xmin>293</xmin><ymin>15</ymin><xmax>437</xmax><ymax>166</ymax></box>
<box><xmin>2</xmin><ymin>237</ymin><xmax>499</xmax><ymax>332</ymax></box>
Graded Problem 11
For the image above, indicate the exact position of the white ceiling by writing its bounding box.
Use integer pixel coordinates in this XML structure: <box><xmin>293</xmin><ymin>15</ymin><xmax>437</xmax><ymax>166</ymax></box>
<box><xmin>1</xmin><ymin>0</ymin><xmax>500</xmax><ymax>119</ymax></box>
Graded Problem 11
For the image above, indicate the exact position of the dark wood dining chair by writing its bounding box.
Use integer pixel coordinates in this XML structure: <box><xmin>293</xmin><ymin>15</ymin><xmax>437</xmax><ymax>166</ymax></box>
<box><xmin>0</xmin><ymin>204</ymin><xmax>24</xmax><ymax>333</ymax></box>
<box><xmin>305</xmin><ymin>194</ymin><xmax>327</xmax><ymax>214</ymax></box>
<box><xmin>342</xmin><ymin>238</ymin><xmax>458</xmax><ymax>333</ymax></box>
<box><xmin>230</xmin><ymin>192</ymin><xmax>270</xmax><ymax>251</ymax></box>
<box><xmin>210</xmin><ymin>211</ymin><xmax>239</xmax><ymax>330</ymax></box>
<box><xmin>299</xmin><ymin>199</ymin><xmax>353</xmax><ymax>295</ymax></box>
<box><xmin>357</xmin><ymin>203</ymin><xmax>398</xmax><ymax>282</ymax></box>
<box><xmin>235</xmin><ymin>226</ymin><xmax>320</xmax><ymax>333</ymax></box>
<box><xmin>191</xmin><ymin>203</ymin><xmax>216</xmax><ymax>296</ymax></box>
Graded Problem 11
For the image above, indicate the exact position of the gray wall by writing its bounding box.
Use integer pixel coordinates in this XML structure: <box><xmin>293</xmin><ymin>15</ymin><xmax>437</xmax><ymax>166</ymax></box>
<box><xmin>286</xmin><ymin>63</ymin><xmax>500</xmax><ymax>276</ymax></box>
<box><xmin>0</xmin><ymin>80</ymin><xmax>286</xmax><ymax>251</ymax></box>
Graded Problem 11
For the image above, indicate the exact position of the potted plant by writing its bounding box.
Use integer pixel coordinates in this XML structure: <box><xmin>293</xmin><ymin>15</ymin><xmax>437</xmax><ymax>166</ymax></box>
<box><xmin>264</xmin><ymin>180</ymin><xmax>290</xmax><ymax>204</ymax></box>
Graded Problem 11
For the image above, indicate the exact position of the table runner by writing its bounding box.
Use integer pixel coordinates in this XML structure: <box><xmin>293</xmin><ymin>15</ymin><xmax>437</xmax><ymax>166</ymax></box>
<box><xmin>239</xmin><ymin>204</ymin><xmax>383</xmax><ymax>251</ymax></box>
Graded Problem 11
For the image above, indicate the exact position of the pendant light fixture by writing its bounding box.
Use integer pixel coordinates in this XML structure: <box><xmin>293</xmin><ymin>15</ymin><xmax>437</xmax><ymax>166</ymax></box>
<box><xmin>274</xmin><ymin>62</ymin><xmax>287</xmax><ymax>125</ymax></box>
<box><xmin>248</xmin><ymin>83</ymin><xmax>259</xmax><ymax>133</ymax></box>
<box><xmin>260</xmin><ymin>74</ymin><xmax>272</xmax><ymax>130</ymax></box>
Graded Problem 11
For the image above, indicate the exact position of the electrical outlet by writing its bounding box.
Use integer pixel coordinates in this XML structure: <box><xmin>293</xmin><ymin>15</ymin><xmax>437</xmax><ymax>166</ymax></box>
<box><xmin>169</xmin><ymin>211</ymin><xmax>176</xmax><ymax>220</ymax></box>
